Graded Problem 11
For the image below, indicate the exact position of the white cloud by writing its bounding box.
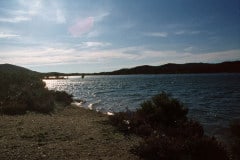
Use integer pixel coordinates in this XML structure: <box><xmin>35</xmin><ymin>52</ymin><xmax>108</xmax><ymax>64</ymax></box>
<box><xmin>0</xmin><ymin>16</ymin><xmax>31</xmax><ymax>23</ymax></box>
<box><xmin>69</xmin><ymin>17</ymin><xmax>94</xmax><ymax>37</ymax></box>
<box><xmin>56</xmin><ymin>9</ymin><xmax>66</xmax><ymax>24</ymax></box>
<box><xmin>0</xmin><ymin>33</ymin><xmax>20</xmax><ymax>38</ymax></box>
<box><xmin>0</xmin><ymin>0</ymin><xmax>66</xmax><ymax>24</ymax></box>
<box><xmin>69</xmin><ymin>12</ymin><xmax>109</xmax><ymax>37</ymax></box>
<box><xmin>0</xmin><ymin>44</ymin><xmax>239</xmax><ymax>69</ymax></box>
<box><xmin>175</xmin><ymin>30</ymin><xmax>201</xmax><ymax>35</ymax></box>
<box><xmin>120</xmin><ymin>21</ymin><xmax>135</xmax><ymax>29</ymax></box>
<box><xmin>0</xmin><ymin>0</ymin><xmax>42</xmax><ymax>23</ymax></box>
<box><xmin>18</xmin><ymin>0</ymin><xmax>42</xmax><ymax>15</ymax></box>
<box><xmin>175</xmin><ymin>30</ymin><xmax>185</xmax><ymax>35</ymax></box>
<box><xmin>93</xmin><ymin>12</ymin><xmax>110</xmax><ymax>22</ymax></box>
<box><xmin>184</xmin><ymin>46</ymin><xmax>194</xmax><ymax>52</ymax></box>
<box><xmin>176</xmin><ymin>49</ymin><xmax>240</xmax><ymax>63</ymax></box>
<box><xmin>144</xmin><ymin>32</ymin><xmax>168</xmax><ymax>37</ymax></box>
<box><xmin>0</xmin><ymin>46</ymin><xmax>136</xmax><ymax>66</ymax></box>
<box><xmin>135</xmin><ymin>49</ymin><xmax>240</xmax><ymax>65</ymax></box>
<box><xmin>87</xmin><ymin>30</ymin><xmax>101</xmax><ymax>38</ymax></box>
<box><xmin>79</xmin><ymin>42</ymin><xmax>111</xmax><ymax>48</ymax></box>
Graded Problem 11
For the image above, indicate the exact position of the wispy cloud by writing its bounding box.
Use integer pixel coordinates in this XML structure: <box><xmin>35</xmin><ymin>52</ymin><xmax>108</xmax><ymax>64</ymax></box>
<box><xmin>0</xmin><ymin>0</ymin><xmax>66</xmax><ymax>24</ymax></box>
<box><xmin>79</xmin><ymin>42</ymin><xmax>111</xmax><ymax>48</ymax></box>
<box><xmin>56</xmin><ymin>9</ymin><xmax>66</xmax><ymax>24</ymax></box>
<box><xmin>1</xmin><ymin>44</ymin><xmax>239</xmax><ymax>68</ymax></box>
<box><xmin>146</xmin><ymin>50</ymin><xmax>240</xmax><ymax>66</ymax></box>
<box><xmin>120</xmin><ymin>21</ymin><xmax>135</xmax><ymax>29</ymax></box>
<box><xmin>69</xmin><ymin>17</ymin><xmax>94</xmax><ymax>37</ymax></box>
<box><xmin>175</xmin><ymin>30</ymin><xmax>185</xmax><ymax>35</ymax></box>
<box><xmin>68</xmin><ymin>12</ymin><xmax>109</xmax><ymax>37</ymax></box>
<box><xmin>175</xmin><ymin>30</ymin><xmax>201</xmax><ymax>35</ymax></box>
<box><xmin>87</xmin><ymin>30</ymin><xmax>101</xmax><ymax>38</ymax></box>
<box><xmin>0</xmin><ymin>32</ymin><xmax>20</xmax><ymax>38</ymax></box>
<box><xmin>0</xmin><ymin>16</ymin><xmax>30</xmax><ymax>23</ymax></box>
<box><xmin>144</xmin><ymin>32</ymin><xmax>168</xmax><ymax>37</ymax></box>
<box><xmin>18</xmin><ymin>0</ymin><xmax>42</xmax><ymax>15</ymax></box>
<box><xmin>0</xmin><ymin>0</ymin><xmax>42</xmax><ymax>23</ymax></box>
<box><xmin>0</xmin><ymin>46</ymin><xmax>140</xmax><ymax>67</ymax></box>
<box><xmin>93</xmin><ymin>12</ymin><xmax>110</xmax><ymax>22</ymax></box>
<box><xmin>177</xmin><ymin>49</ymin><xmax>240</xmax><ymax>63</ymax></box>
<box><xmin>184</xmin><ymin>46</ymin><xmax>194</xmax><ymax>52</ymax></box>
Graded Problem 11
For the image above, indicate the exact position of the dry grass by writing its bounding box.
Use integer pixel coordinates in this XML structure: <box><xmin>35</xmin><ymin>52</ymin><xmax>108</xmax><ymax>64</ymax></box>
<box><xmin>0</xmin><ymin>106</ymin><xmax>140</xmax><ymax>160</ymax></box>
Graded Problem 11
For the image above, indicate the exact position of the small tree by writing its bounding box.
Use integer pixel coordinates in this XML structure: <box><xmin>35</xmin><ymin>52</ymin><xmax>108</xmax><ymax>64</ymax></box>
<box><xmin>137</xmin><ymin>92</ymin><xmax>188</xmax><ymax>128</ymax></box>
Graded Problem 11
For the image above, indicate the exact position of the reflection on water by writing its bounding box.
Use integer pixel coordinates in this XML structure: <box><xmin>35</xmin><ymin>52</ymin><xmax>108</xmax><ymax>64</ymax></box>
<box><xmin>44</xmin><ymin>74</ymin><xmax>240</xmax><ymax>135</ymax></box>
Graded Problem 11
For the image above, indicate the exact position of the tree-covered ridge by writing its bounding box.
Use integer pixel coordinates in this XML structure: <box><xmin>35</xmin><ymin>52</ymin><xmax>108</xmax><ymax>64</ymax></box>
<box><xmin>99</xmin><ymin>61</ymin><xmax>240</xmax><ymax>75</ymax></box>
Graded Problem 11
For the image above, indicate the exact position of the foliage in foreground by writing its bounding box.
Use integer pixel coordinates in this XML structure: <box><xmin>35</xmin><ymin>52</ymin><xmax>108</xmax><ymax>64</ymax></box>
<box><xmin>109</xmin><ymin>92</ymin><xmax>229</xmax><ymax>160</ymax></box>
<box><xmin>230</xmin><ymin>120</ymin><xmax>240</xmax><ymax>160</ymax></box>
<box><xmin>0</xmin><ymin>72</ymin><xmax>73</xmax><ymax>115</ymax></box>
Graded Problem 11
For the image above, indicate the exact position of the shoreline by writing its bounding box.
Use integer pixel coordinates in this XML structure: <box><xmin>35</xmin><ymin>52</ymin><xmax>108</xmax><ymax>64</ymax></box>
<box><xmin>0</xmin><ymin>105</ymin><xmax>140</xmax><ymax>160</ymax></box>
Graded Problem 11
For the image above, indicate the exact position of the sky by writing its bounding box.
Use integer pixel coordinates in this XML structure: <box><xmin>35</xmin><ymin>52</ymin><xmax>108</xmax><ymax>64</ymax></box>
<box><xmin>0</xmin><ymin>0</ymin><xmax>239</xmax><ymax>73</ymax></box>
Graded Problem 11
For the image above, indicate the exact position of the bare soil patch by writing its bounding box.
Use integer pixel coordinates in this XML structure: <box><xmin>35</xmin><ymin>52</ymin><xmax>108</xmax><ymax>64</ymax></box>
<box><xmin>0</xmin><ymin>106</ymin><xmax>140</xmax><ymax>160</ymax></box>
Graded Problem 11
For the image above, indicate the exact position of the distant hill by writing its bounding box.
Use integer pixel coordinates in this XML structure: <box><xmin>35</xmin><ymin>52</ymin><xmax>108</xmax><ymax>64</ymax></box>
<box><xmin>97</xmin><ymin>61</ymin><xmax>240</xmax><ymax>75</ymax></box>
<box><xmin>0</xmin><ymin>63</ymin><xmax>40</xmax><ymax>76</ymax></box>
<box><xmin>1</xmin><ymin>61</ymin><xmax>240</xmax><ymax>76</ymax></box>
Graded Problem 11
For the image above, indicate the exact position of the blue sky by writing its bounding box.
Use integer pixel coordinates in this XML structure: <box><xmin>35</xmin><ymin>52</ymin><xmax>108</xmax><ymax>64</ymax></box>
<box><xmin>0</xmin><ymin>0</ymin><xmax>239</xmax><ymax>73</ymax></box>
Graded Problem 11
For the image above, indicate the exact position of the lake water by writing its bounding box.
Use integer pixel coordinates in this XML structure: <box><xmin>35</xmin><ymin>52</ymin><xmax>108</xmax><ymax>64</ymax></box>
<box><xmin>44</xmin><ymin>74</ymin><xmax>240</xmax><ymax>135</ymax></box>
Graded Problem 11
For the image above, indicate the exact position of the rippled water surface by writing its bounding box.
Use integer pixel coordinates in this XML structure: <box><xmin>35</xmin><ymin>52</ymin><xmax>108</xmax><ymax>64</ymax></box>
<box><xmin>44</xmin><ymin>74</ymin><xmax>240</xmax><ymax>135</ymax></box>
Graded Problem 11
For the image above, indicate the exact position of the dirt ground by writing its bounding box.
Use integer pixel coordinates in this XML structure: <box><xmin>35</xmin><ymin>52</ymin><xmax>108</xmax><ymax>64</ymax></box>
<box><xmin>0</xmin><ymin>106</ymin><xmax>141</xmax><ymax>160</ymax></box>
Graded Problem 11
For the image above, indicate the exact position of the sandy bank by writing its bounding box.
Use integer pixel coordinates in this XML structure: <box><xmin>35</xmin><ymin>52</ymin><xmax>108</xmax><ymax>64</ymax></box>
<box><xmin>0</xmin><ymin>106</ymin><xmax>140</xmax><ymax>160</ymax></box>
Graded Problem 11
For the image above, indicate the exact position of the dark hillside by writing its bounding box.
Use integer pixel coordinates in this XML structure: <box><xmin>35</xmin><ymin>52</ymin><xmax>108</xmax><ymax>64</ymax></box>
<box><xmin>100</xmin><ymin>61</ymin><xmax>240</xmax><ymax>75</ymax></box>
<box><xmin>0</xmin><ymin>63</ymin><xmax>40</xmax><ymax>77</ymax></box>
<box><xmin>0</xmin><ymin>64</ymin><xmax>72</xmax><ymax>115</ymax></box>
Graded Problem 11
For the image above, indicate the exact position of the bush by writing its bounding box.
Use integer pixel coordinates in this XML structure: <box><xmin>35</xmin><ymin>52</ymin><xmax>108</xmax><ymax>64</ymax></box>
<box><xmin>187</xmin><ymin>136</ymin><xmax>229</xmax><ymax>160</ymax></box>
<box><xmin>54</xmin><ymin>91</ymin><xmax>73</xmax><ymax>106</ymax></box>
<box><xmin>0</xmin><ymin>71</ymin><xmax>72</xmax><ymax>115</ymax></box>
<box><xmin>25</xmin><ymin>88</ymin><xmax>55</xmax><ymax>114</ymax></box>
<box><xmin>135</xmin><ymin>135</ymin><xmax>229</xmax><ymax>160</ymax></box>
<box><xmin>109</xmin><ymin>112</ymin><xmax>132</xmax><ymax>134</ymax></box>
<box><xmin>230</xmin><ymin>121</ymin><xmax>240</xmax><ymax>160</ymax></box>
<box><xmin>137</xmin><ymin>92</ymin><xmax>188</xmax><ymax>128</ymax></box>
<box><xmin>1</xmin><ymin>101</ymin><xmax>27</xmax><ymax>115</ymax></box>
<box><xmin>109</xmin><ymin>92</ymin><xmax>189</xmax><ymax>136</ymax></box>
<box><xmin>134</xmin><ymin>135</ymin><xmax>187</xmax><ymax>160</ymax></box>
<box><xmin>109</xmin><ymin>92</ymin><xmax>230</xmax><ymax>160</ymax></box>
<box><xmin>165</xmin><ymin>120</ymin><xmax>204</xmax><ymax>138</ymax></box>
<box><xmin>230</xmin><ymin>120</ymin><xmax>240</xmax><ymax>137</ymax></box>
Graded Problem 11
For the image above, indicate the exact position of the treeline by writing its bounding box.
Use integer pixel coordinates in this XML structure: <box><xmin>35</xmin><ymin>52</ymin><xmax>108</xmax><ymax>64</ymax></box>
<box><xmin>23</xmin><ymin>61</ymin><xmax>240</xmax><ymax>77</ymax></box>
<box><xmin>98</xmin><ymin>61</ymin><xmax>240</xmax><ymax>75</ymax></box>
